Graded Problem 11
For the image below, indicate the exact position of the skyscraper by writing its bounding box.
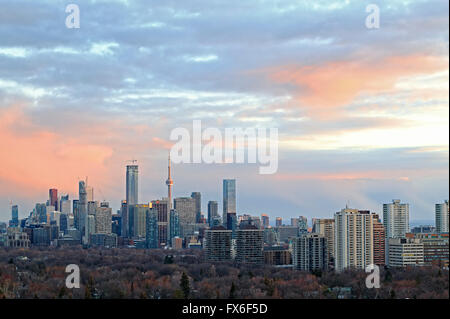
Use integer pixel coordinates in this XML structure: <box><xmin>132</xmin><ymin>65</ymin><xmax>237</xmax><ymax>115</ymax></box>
<box><xmin>312</xmin><ymin>218</ymin><xmax>335</xmax><ymax>268</ymax></box>
<box><xmin>10</xmin><ymin>205</ymin><xmax>19</xmax><ymax>227</ymax></box>
<box><xmin>383</xmin><ymin>199</ymin><xmax>409</xmax><ymax>265</ymax></box>
<box><xmin>146</xmin><ymin>208</ymin><xmax>159</xmax><ymax>249</ymax></box>
<box><xmin>261</xmin><ymin>214</ymin><xmax>269</xmax><ymax>228</ymax></box>
<box><xmin>166</xmin><ymin>155</ymin><xmax>173</xmax><ymax>209</ymax></box>
<box><xmin>207</xmin><ymin>201</ymin><xmax>219</xmax><ymax>227</ymax></box>
<box><xmin>191</xmin><ymin>192</ymin><xmax>201</xmax><ymax>223</ymax></box>
<box><xmin>59</xmin><ymin>195</ymin><xmax>71</xmax><ymax>214</ymax></box>
<box><xmin>223</xmin><ymin>179</ymin><xmax>236</xmax><ymax>226</ymax></box>
<box><xmin>436</xmin><ymin>200</ymin><xmax>449</xmax><ymax>233</ymax></box>
<box><xmin>275</xmin><ymin>217</ymin><xmax>282</xmax><ymax>227</ymax></box>
<box><xmin>151</xmin><ymin>199</ymin><xmax>170</xmax><ymax>246</ymax></box>
<box><xmin>49</xmin><ymin>189</ymin><xmax>58</xmax><ymax>211</ymax></box>
<box><xmin>174</xmin><ymin>197</ymin><xmax>196</xmax><ymax>224</ymax></box>
<box><xmin>334</xmin><ymin>207</ymin><xmax>375</xmax><ymax>272</ymax></box>
<box><xmin>126</xmin><ymin>164</ymin><xmax>139</xmax><ymax>206</ymax></box>
<box><xmin>383</xmin><ymin>199</ymin><xmax>409</xmax><ymax>239</ymax></box>
<box><xmin>128</xmin><ymin>204</ymin><xmax>149</xmax><ymax>238</ymax></box>
<box><xmin>169</xmin><ymin>209</ymin><xmax>180</xmax><ymax>242</ymax></box>
<box><xmin>373</xmin><ymin>214</ymin><xmax>385</xmax><ymax>266</ymax></box>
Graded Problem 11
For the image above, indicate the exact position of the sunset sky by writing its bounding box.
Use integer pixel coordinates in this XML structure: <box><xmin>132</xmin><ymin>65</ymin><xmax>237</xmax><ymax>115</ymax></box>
<box><xmin>0</xmin><ymin>0</ymin><xmax>448</xmax><ymax>223</ymax></box>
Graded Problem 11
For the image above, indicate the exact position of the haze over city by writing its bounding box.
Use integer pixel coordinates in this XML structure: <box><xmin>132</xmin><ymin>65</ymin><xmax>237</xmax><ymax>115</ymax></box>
<box><xmin>0</xmin><ymin>0</ymin><xmax>448</xmax><ymax>222</ymax></box>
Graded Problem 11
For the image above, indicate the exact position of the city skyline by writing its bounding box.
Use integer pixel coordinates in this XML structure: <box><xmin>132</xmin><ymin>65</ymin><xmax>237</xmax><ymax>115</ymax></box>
<box><xmin>0</xmin><ymin>0</ymin><xmax>448</xmax><ymax>222</ymax></box>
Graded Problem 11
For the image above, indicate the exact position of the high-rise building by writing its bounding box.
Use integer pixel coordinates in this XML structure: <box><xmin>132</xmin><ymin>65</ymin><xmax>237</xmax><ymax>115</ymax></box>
<box><xmin>169</xmin><ymin>209</ymin><xmax>180</xmax><ymax>242</ymax></box>
<box><xmin>10</xmin><ymin>205</ymin><xmax>19</xmax><ymax>227</ymax></box>
<box><xmin>298</xmin><ymin>216</ymin><xmax>308</xmax><ymax>233</ymax></box>
<box><xmin>152</xmin><ymin>199</ymin><xmax>170</xmax><ymax>246</ymax></box>
<box><xmin>372</xmin><ymin>214</ymin><xmax>385</xmax><ymax>266</ymax></box>
<box><xmin>312</xmin><ymin>218</ymin><xmax>335</xmax><ymax>268</ymax></box>
<box><xmin>204</xmin><ymin>226</ymin><xmax>232</xmax><ymax>261</ymax></box>
<box><xmin>120</xmin><ymin>200</ymin><xmax>128</xmax><ymax>237</ymax></box>
<box><xmin>223</xmin><ymin>179</ymin><xmax>236</xmax><ymax>226</ymax></box>
<box><xmin>334</xmin><ymin>207</ymin><xmax>375</xmax><ymax>272</ymax></box>
<box><xmin>78</xmin><ymin>180</ymin><xmax>88</xmax><ymax>238</ymax></box>
<box><xmin>293</xmin><ymin>233</ymin><xmax>328</xmax><ymax>271</ymax></box>
<box><xmin>410</xmin><ymin>233</ymin><xmax>449</xmax><ymax>266</ymax></box>
<box><xmin>207</xmin><ymin>201</ymin><xmax>219</xmax><ymax>227</ymax></box>
<box><xmin>275</xmin><ymin>226</ymin><xmax>298</xmax><ymax>243</ymax></box>
<box><xmin>383</xmin><ymin>199</ymin><xmax>409</xmax><ymax>239</ymax></box>
<box><xmin>275</xmin><ymin>217</ymin><xmax>282</xmax><ymax>227</ymax></box>
<box><xmin>435</xmin><ymin>200</ymin><xmax>449</xmax><ymax>233</ymax></box>
<box><xmin>49</xmin><ymin>188</ymin><xmax>58</xmax><ymax>211</ymax></box>
<box><xmin>227</xmin><ymin>212</ymin><xmax>237</xmax><ymax>239</ymax></box>
<box><xmin>174</xmin><ymin>197</ymin><xmax>196</xmax><ymax>224</ymax></box>
<box><xmin>59</xmin><ymin>195</ymin><xmax>71</xmax><ymax>214</ymax></box>
<box><xmin>235</xmin><ymin>225</ymin><xmax>264</xmax><ymax>264</ymax></box>
<box><xmin>126</xmin><ymin>164</ymin><xmax>139</xmax><ymax>206</ymax></box>
<box><xmin>191</xmin><ymin>192</ymin><xmax>201</xmax><ymax>223</ymax></box>
<box><xmin>36</xmin><ymin>203</ymin><xmax>47</xmax><ymax>224</ymax></box>
<box><xmin>388</xmin><ymin>237</ymin><xmax>424</xmax><ymax>267</ymax></box>
<box><xmin>261</xmin><ymin>214</ymin><xmax>270</xmax><ymax>228</ymax></box>
<box><xmin>95</xmin><ymin>206</ymin><xmax>112</xmax><ymax>234</ymax></box>
<box><xmin>128</xmin><ymin>204</ymin><xmax>149</xmax><ymax>238</ymax></box>
<box><xmin>146</xmin><ymin>208</ymin><xmax>159</xmax><ymax>249</ymax></box>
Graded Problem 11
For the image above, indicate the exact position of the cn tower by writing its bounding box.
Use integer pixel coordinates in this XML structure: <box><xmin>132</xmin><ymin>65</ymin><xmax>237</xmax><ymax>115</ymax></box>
<box><xmin>166</xmin><ymin>153</ymin><xmax>173</xmax><ymax>209</ymax></box>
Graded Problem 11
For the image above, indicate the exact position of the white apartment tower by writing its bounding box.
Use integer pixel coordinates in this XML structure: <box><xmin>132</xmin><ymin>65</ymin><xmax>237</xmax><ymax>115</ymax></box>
<box><xmin>334</xmin><ymin>207</ymin><xmax>375</xmax><ymax>272</ymax></box>
<box><xmin>435</xmin><ymin>200</ymin><xmax>449</xmax><ymax>233</ymax></box>
<box><xmin>383</xmin><ymin>199</ymin><xmax>409</xmax><ymax>239</ymax></box>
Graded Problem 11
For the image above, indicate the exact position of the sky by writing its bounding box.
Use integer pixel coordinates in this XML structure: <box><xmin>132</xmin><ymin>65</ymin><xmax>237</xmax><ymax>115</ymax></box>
<box><xmin>0</xmin><ymin>0</ymin><xmax>448</xmax><ymax>224</ymax></box>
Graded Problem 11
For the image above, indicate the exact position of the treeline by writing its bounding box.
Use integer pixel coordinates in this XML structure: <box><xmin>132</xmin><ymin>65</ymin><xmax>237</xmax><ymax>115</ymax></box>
<box><xmin>0</xmin><ymin>247</ymin><xmax>448</xmax><ymax>299</ymax></box>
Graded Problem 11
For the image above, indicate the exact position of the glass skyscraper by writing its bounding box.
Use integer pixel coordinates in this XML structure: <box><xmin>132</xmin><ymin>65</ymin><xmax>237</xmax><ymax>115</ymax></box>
<box><xmin>223</xmin><ymin>179</ymin><xmax>236</xmax><ymax>227</ymax></box>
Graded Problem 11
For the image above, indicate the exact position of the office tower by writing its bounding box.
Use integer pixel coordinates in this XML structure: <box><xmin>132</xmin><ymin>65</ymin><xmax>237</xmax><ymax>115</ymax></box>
<box><xmin>10</xmin><ymin>205</ymin><xmax>19</xmax><ymax>227</ymax></box>
<box><xmin>36</xmin><ymin>203</ymin><xmax>47</xmax><ymax>224</ymax></box>
<box><xmin>78</xmin><ymin>180</ymin><xmax>88</xmax><ymax>236</ymax></box>
<box><xmin>239</xmin><ymin>215</ymin><xmax>261</xmax><ymax>229</ymax></box>
<box><xmin>264</xmin><ymin>227</ymin><xmax>279</xmax><ymax>246</ymax></box>
<box><xmin>174</xmin><ymin>197</ymin><xmax>196</xmax><ymax>224</ymax></box>
<box><xmin>236</xmin><ymin>224</ymin><xmax>264</xmax><ymax>264</ymax></box>
<box><xmin>298</xmin><ymin>216</ymin><xmax>308</xmax><ymax>233</ymax></box>
<box><xmin>291</xmin><ymin>217</ymin><xmax>299</xmax><ymax>227</ymax></box>
<box><xmin>111</xmin><ymin>214</ymin><xmax>122</xmax><ymax>236</ymax></box>
<box><xmin>146</xmin><ymin>208</ymin><xmax>159</xmax><ymax>249</ymax></box>
<box><xmin>223</xmin><ymin>179</ymin><xmax>236</xmax><ymax>226</ymax></box>
<box><xmin>152</xmin><ymin>199</ymin><xmax>169</xmax><ymax>246</ymax></box>
<box><xmin>60</xmin><ymin>213</ymin><xmax>69</xmax><ymax>233</ymax></box>
<box><xmin>120</xmin><ymin>200</ymin><xmax>128</xmax><ymax>237</ymax></box>
<box><xmin>373</xmin><ymin>214</ymin><xmax>385</xmax><ymax>266</ymax></box>
<box><xmin>191</xmin><ymin>192</ymin><xmax>201</xmax><ymax>223</ymax></box>
<box><xmin>85</xmin><ymin>214</ymin><xmax>95</xmax><ymax>244</ymax></box>
<box><xmin>59</xmin><ymin>195</ymin><xmax>71</xmax><ymax>214</ymax></box>
<box><xmin>87</xmin><ymin>201</ymin><xmax>99</xmax><ymax>215</ymax></box>
<box><xmin>95</xmin><ymin>206</ymin><xmax>112</xmax><ymax>234</ymax></box>
<box><xmin>166</xmin><ymin>155</ymin><xmax>173</xmax><ymax>209</ymax></box>
<box><xmin>436</xmin><ymin>200</ymin><xmax>449</xmax><ymax>233</ymax></box>
<box><xmin>207</xmin><ymin>201</ymin><xmax>219</xmax><ymax>227</ymax></box>
<box><xmin>312</xmin><ymin>219</ymin><xmax>335</xmax><ymax>268</ymax></box>
<box><xmin>293</xmin><ymin>233</ymin><xmax>328</xmax><ymax>271</ymax></box>
<box><xmin>72</xmin><ymin>199</ymin><xmax>79</xmax><ymax>228</ymax></box>
<box><xmin>275</xmin><ymin>217</ymin><xmax>282</xmax><ymax>227</ymax></box>
<box><xmin>126</xmin><ymin>164</ymin><xmax>139</xmax><ymax>206</ymax></box>
<box><xmin>86</xmin><ymin>186</ymin><xmax>94</xmax><ymax>202</ymax></box>
<box><xmin>169</xmin><ymin>209</ymin><xmax>180</xmax><ymax>242</ymax></box>
<box><xmin>49</xmin><ymin>189</ymin><xmax>58</xmax><ymax>211</ymax></box>
<box><xmin>388</xmin><ymin>238</ymin><xmax>424</xmax><ymax>267</ymax></box>
<box><xmin>334</xmin><ymin>207</ymin><xmax>375</xmax><ymax>272</ymax></box>
<box><xmin>261</xmin><ymin>214</ymin><xmax>269</xmax><ymax>228</ymax></box>
<box><xmin>128</xmin><ymin>204</ymin><xmax>149</xmax><ymax>238</ymax></box>
<box><xmin>383</xmin><ymin>199</ymin><xmax>409</xmax><ymax>239</ymax></box>
<box><xmin>204</xmin><ymin>226</ymin><xmax>232</xmax><ymax>261</ymax></box>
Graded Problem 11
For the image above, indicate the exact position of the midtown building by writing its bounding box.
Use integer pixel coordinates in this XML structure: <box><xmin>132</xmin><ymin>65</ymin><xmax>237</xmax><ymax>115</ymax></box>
<box><xmin>174</xmin><ymin>197</ymin><xmax>196</xmax><ymax>224</ymax></box>
<box><xmin>204</xmin><ymin>226</ymin><xmax>232</xmax><ymax>261</ymax></box>
<box><xmin>388</xmin><ymin>237</ymin><xmax>424</xmax><ymax>267</ymax></box>
<box><xmin>235</xmin><ymin>225</ymin><xmax>264</xmax><ymax>264</ymax></box>
<box><xmin>146</xmin><ymin>208</ymin><xmax>159</xmax><ymax>248</ymax></box>
<box><xmin>10</xmin><ymin>205</ymin><xmax>19</xmax><ymax>227</ymax></box>
<box><xmin>261</xmin><ymin>214</ymin><xmax>269</xmax><ymax>228</ymax></box>
<box><xmin>383</xmin><ymin>199</ymin><xmax>409</xmax><ymax>238</ymax></box>
<box><xmin>312</xmin><ymin>218</ymin><xmax>335</xmax><ymax>268</ymax></box>
<box><xmin>373</xmin><ymin>215</ymin><xmax>386</xmax><ymax>266</ymax></box>
<box><xmin>207</xmin><ymin>201</ymin><xmax>219</xmax><ymax>227</ymax></box>
<box><xmin>191</xmin><ymin>192</ymin><xmax>201</xmax><ymax>223</ymax></box>
<box><xmin>223</xmin><ymin>179</ymin><xmax>236</xmax><ymax>227</ymax></box>
<box><xmin>334</xmin><ymin>207</ymin><xmax>375</xmax><ymax>272</ymax></box>
<box><xmin>292</xmin><ymin>233</ymin><xmax>328</xmax><ymax>271</ymax></box>
<box><xmin>435</xmin><ymin>200</ymin><xmax>449</xmax><ymax>233</ymax></box>
<box><xmin>169</xmin><ymin>209</ymin><xmax>180</xmax><ymax>242</ymax></box>
<box><xmin>275</xmin><ymin>226</ymin><xmax>298</xmax><ymax>243</ymax></box>
<box><xmin>275</xmin><ymin>217</ymin><xmax>282</xmax><ymax>227</ymax></box>
<box><xmin>125</xmin><ymin>164</ymin><xmax>139</xmax><ymax>238</ymax></box>
<box><xmin>152</xmin><ymin>199</ymin><xmax>170</xmax><ymax>246</ymax></box>
<box><xmin>49</xmin><ymin>188</ymin><xmax>58</xmax><ymax>211</ymax></box>
<box><xmin>409</xmin><ymin>233</ymin><xmax>449</xmax><ymax>267</ymax></box>
<box><xmin>128</xmin><ymin>204</ymin><xmax>149</xmax><ymax>238</ymax></box>
<box><xmin>95</xmin><ymin>204</ymin><xmax>112</xmax><ymax>234</ymax></box>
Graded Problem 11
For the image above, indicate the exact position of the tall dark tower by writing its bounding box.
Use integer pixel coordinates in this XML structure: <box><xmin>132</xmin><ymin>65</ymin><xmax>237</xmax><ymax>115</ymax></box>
<box><xmin>166</xmin><ymin>154</ymin><xmax>173</xmax><ymax>210</ymax></box>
